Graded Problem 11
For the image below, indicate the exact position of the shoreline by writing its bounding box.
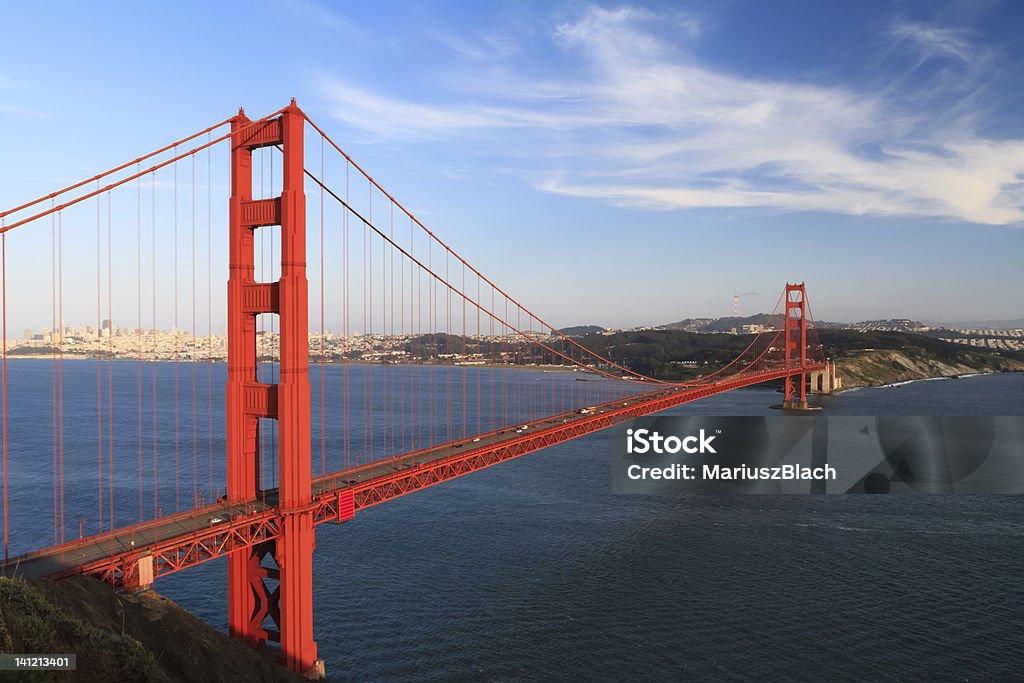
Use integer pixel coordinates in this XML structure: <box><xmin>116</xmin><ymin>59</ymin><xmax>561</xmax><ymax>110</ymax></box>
<box><xmin>6</xmin><ymin>354</ymin><xmax>1021</xmax><ymax>393</ymax></box>
<box><xmin>832</xmin><ymin>370</ymin><xmax>1019</xmax><ymax>394</ymax></box>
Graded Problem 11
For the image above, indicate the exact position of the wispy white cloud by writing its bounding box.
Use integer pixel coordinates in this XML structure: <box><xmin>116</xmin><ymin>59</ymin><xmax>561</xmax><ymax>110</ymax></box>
<box><xmin>890</xmin><ymin>19</ymin><xmax>973</xmax><ymax>62</ymax></box>
<box><xmin>317</xmin><ymin>6</ymin><xmax>1024</xmax><ymax>225</ymax></box>
<box><xmin>316</xmin><ymin>78</ymin><xmax>596</xmax><ymax>139</ymax></box>
<box><xmin>433</xmin><ymin>29</ymin><xmax>525</xmax><ymax>63</ymax></box>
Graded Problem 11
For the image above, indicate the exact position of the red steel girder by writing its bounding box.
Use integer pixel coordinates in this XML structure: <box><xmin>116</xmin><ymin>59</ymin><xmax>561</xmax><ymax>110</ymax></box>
<box><xmin>73</xmin><ymin>510</ymin><xmax>284</xmax><ymax>590</ymax></box>
<box><xmin>323</xmin><ymin>367</ymin><xmax>823</xmax><ymax>512</ymax></box>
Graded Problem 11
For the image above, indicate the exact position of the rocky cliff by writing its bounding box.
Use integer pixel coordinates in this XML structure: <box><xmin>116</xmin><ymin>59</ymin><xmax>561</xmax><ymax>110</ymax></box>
<box><xmin>836</xmin><ymin>348</ymin><xmax>1024</xmax><ymax>390</ymax></box>
<box><xmin>0</xmin><ymin>576</ymin><xmax>304</xmax><ymax>683</ymax></box>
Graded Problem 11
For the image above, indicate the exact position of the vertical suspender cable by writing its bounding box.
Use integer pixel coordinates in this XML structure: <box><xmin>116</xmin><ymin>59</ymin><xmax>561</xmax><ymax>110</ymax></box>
<box><xmin>493</xmin><ymin>288</ymin><xmax>497</xmax><ymax>432</ymax></box>
<box><xmin>343</xmin><ymin>160</ymin><xmax>350</xmax><ymax>470</ymax></box>
<box><xmin>107</xmin><ymin>192</ymin><xmax>114</xmax><ymax>530</ymax></box>
<box><xmin>504</xmin><ymin>298</ymin><xmax>508</xmax><ymax>430</ymax></box>
<box><xmin>207</xmin><ymin>136</ymin><xmax>214</xmax><ymax>502</ymax></box>
<box><xmin>368</xmin><ymin>188</ymin><xmax>373</xmax><ymax>462</ymax></box>
<box><xmin>407</xmin><ymin>216</ymin><xmax>413</xmax><ymax>452</ymax></box>
<box><xmin>400</xmin><ymin>208</ymin><xmax>405</xmax><ymax>453</ymax></box>
<box><xmin>192</xmin><ymin>154</ymin><xmax>198</xmax><ymax>508</ymax></box>
<box><xmin>137</xmin><ymin>164</ymin><xmax>143</xmax><ymax>522</ymax></box>
<box><xmin>364</xmin><ymin>197</ymin><xmax>372</xmax><ymax>466</ymax></box>
<box><xmin>320</xmin><ymin>136</ymin><xmax>326</xmax><ymax>476</ymax></box>
<box><xmin>51</xmin><ymin>205</ymin><xmax>57</xmax><ymax>544</ymax></box>
<box><xmin>387</xmin><ymin>203</ymin><xmax>393</xmax><ymax>456</ymax></box>
<box><xmin>428</xmin><ymin>241</ymin><xmax>433</xmax><ymax>448</ymax></box>
<box><xmin>477</xmin><ymin>276</ymin><xmax>481</xmax><ymax>436</ymax></box>
<box><xmin>445</xmin><ymin>253</ymin><xmax>451</xmax><ymax>442</ymax></box>
<box><xmin>152</xmin><ymin>171</ymin><xmax>158</xmax><ymax>518</ymax></box>
<box><xmin>57</xmin><ymin>211</ymin><xmax>65</xmax><ymax>542</ymax></box>
<box><xmin>517</xmin><ymin>307</ymin><xmax>522</xmax><ymax>422</ymax></box>
<box><xmin>2</xmin><ymin>228</ymin><xmax>7</xmax><ymax>561</ymax></box>
<box><xmin>461</xmin><ymin>262</ymin><xmax>466</xmax><ymax>438</ymax></box>
<box><xmin>383</xmin><ymin>202</ymin><xmax>389</xmax><ymax>456</ymax></box>
<box><xmin>173</xmin><ymin>149</ymin><xmax>180</xmax><ymax>512</ymax></box>
<box><xmin>381</xmin><ymin>205</ymin><xmax>388</xmax><ymax>457</ymax></box>
<box><xmin>96</xmin><ymin>187</ymin><xmax>103</xmax><ymax>532</ymax></box>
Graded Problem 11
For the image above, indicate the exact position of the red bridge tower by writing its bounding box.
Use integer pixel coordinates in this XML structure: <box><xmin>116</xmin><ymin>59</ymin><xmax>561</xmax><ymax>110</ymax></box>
<box><xmin>226</xmin><ymin>101</ymin><xmax>321</xmax><ymax>677</ymax></box>
<box><xmin>782</xmin><ymin>282</ymin><xmax>816</xmax><ymax>410</ymax></box>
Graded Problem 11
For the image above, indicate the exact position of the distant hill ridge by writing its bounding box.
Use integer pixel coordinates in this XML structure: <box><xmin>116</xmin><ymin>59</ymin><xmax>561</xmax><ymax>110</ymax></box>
<box><xmin>927</xmin><ymin>317</ymin><xmax>1024</xmax><ymax>330</ymax></box>
<box><xmin>558</xmin><ymin>325</ymin><xmax>606</xmax><ymax>337</ymax></box>
<box><xmin>659</xmin><ymin>313</ymin><xmax>848</xmax><ymax>333</ymax></box>
<box><xmin>659</xmin><ymin>313</ymin><xmax>781</xmax><ymax>333</ymax></box>
<box><xmin>558</xmin><ymin>313</ymin><xmax>1023</xmax><ymax>336</ymax></box>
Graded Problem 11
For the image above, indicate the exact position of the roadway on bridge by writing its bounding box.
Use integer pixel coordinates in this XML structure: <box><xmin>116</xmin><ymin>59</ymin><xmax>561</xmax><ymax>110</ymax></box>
<box><xmin>307</xmin><ymin>387</ymin><xmax>678</xmax><ymax>496</ymax></box>
<box><xmin>1</xmin><ymin>499</ymin><xmax>266</xmax><ymax>581</ymax></box>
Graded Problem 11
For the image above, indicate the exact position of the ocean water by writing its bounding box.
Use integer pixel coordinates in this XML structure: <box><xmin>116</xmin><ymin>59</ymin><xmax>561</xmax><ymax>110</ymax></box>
<box><xmin>4</xmin><ymin>363</ymin><xmax>1023</xmax><ymax>680</ymax></box>
<box><xmin>160</xmin><ymin>372</ymin><xmax>1022</xmax><ymax>681</ymax></box>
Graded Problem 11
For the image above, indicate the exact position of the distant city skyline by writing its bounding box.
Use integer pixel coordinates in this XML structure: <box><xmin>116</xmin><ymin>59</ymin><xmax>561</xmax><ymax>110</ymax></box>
<box><xmin>1</xmin><ymin>1</ymin><xmax>1022</xmax><ymax>328</ymax></box>
<box><xmin>16</xmin><ymin>309</ymin><xmax>1024</xmax><ymax>343</ymax></box>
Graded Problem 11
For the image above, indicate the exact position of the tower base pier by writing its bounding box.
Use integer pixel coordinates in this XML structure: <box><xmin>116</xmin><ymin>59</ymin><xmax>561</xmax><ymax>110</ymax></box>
<box><xmin>772</xmin><ymin>399</ymin><xmax>823</xmax><ymax>411</ymax></box>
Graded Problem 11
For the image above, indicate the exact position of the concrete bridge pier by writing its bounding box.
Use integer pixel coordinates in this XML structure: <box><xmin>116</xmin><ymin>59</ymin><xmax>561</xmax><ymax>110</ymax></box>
<box><xmin>776</xmin><ymin>362</ymin><xmax>840</xmax><ymax>411</ymax></box>
<box><xmin>780</xmin><ymin>397</ymin><xmax>821</xmax><ymax>411</ymax></box>
<box><xmin>809</xmin><ymin>361</ymin><xmax>842</xmax><ymax>395</ymax></box>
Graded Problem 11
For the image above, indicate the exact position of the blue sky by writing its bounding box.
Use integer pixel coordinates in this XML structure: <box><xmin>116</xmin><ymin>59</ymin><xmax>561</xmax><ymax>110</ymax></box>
<box><xmin>1</xmin><ymin>0</ymin><xmax>1022</xmax><ymax>327</ymax></box>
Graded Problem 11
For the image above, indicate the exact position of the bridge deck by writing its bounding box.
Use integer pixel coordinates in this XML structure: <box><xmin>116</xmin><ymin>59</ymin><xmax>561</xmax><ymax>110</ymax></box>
<box><xmin>2</xmin><ymin>365</ymin><xmax>821</xmax><ymax>586</ymax></box>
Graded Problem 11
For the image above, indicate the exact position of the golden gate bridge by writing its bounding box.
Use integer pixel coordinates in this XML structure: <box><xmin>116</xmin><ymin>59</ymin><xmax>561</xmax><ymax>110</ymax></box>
<box><xmin>0</xmin><ymin>101</ymin><xmax>832</xmax><ymax>677</ymax></box>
